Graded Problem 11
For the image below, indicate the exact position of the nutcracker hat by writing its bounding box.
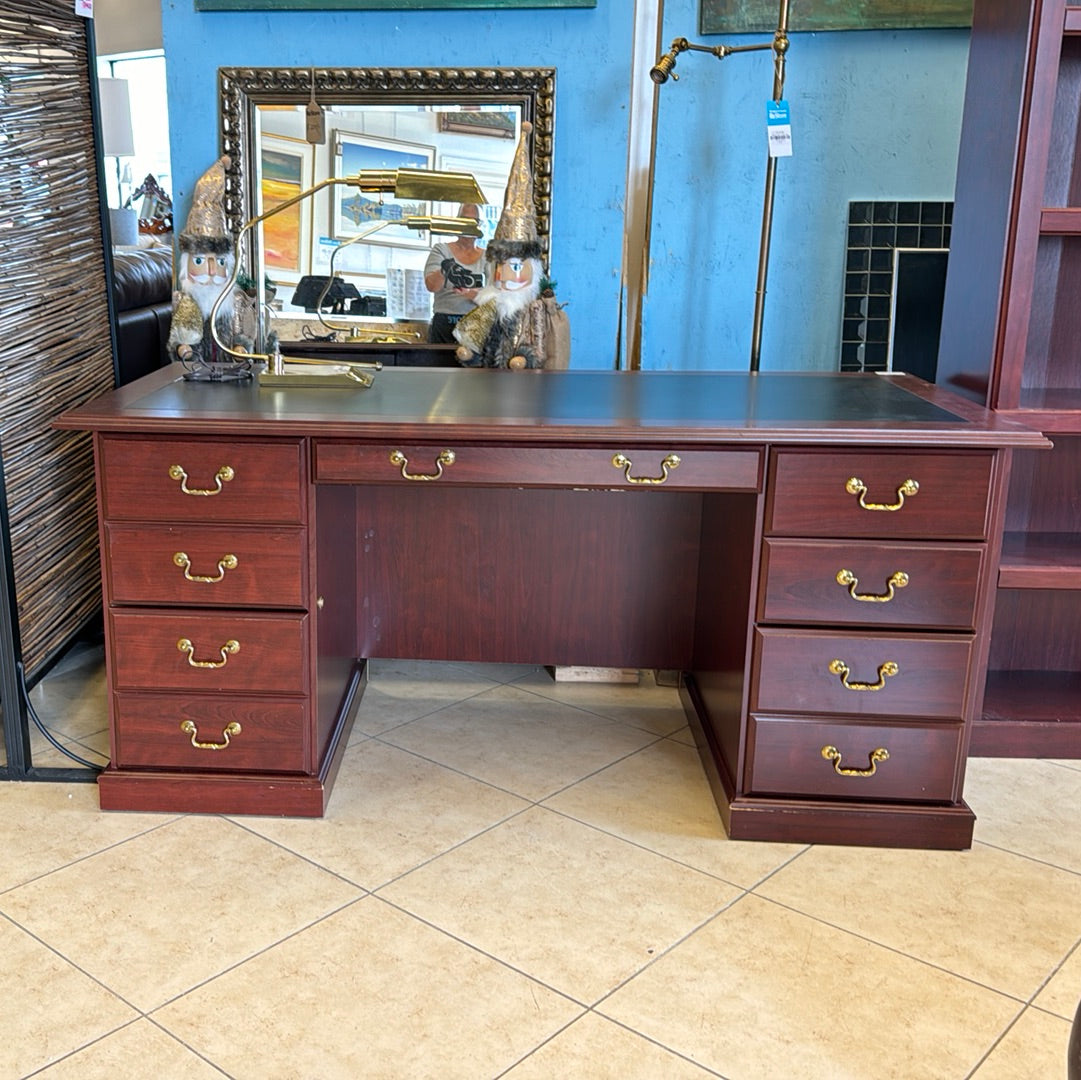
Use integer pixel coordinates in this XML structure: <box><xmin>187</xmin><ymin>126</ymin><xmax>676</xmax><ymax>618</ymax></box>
<box><xmin>488</xmin><ymin>121</ymin><xmax>543</xmax><ymax>265</ymax></box>
<box><xmin>178</xmin><ymin>154</ymin><xmax>233</xmax><ymax>256</ymax></box>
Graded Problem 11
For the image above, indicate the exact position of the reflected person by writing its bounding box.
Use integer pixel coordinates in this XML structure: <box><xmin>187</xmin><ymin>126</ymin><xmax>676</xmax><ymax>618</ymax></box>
<box><xmin>424</xmin><ymin>203</ymin><xmax>484</xmax><ymax>344</ymax></box>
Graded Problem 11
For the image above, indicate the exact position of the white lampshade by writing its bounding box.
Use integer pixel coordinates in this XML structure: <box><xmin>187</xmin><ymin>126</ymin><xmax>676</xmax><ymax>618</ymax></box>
<box><xmin>99</xmin><ymin>78</ymin><xmax>135</xmax><ymax>158</ymax></box>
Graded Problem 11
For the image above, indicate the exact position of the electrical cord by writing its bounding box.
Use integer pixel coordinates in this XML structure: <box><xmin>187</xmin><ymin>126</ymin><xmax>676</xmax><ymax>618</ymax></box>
<box><xmin>18</xmin><ymin>660</ymin><xmax>102</xmax><ymax>772</ymax></box>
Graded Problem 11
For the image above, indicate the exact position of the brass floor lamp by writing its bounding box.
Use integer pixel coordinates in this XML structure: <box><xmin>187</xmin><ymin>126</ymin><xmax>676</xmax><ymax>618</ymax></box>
<box><xmin>651</xmin><ymin>0</ymin><xmax>791</xmax><ymax>372</ymax></box>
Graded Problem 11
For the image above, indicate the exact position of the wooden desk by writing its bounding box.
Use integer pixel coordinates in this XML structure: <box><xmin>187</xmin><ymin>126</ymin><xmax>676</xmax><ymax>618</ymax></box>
<box><xmin>56</xmin><ymin>367</ymin><xmax>1046</xmax><ymax>847</ymax></box>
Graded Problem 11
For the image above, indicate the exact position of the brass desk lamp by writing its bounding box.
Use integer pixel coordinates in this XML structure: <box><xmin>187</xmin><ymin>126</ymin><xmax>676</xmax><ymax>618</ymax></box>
<box><xmin>651</xmin><ymin>0</ymin><xmax>791</xmax><ymax>373</ymax></box>
<box><xmin>207</xmin><ymin>167</ymin><xmax>486</xmax><ymax>387</ymax></box>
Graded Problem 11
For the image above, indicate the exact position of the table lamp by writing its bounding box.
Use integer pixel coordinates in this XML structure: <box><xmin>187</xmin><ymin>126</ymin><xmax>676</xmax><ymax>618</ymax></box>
<box><xmin>99</xmin><ymin>77</ymin><xmax>138</xmax><ymax>246</ymax></box>
<box><xmin>207</xmin><ymin>167</ymin><xmax>486</xmax><ymax>387</ymax></box>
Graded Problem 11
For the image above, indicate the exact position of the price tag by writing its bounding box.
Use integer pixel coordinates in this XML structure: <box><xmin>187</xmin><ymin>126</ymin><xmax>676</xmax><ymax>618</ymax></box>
<box><xmin>75</xmin><ymin>0</ymin><xmax>93</xmax><ymax>15</ymax></box>
<box><xmin>767</xmin><ymin>99</ymin><xmax>793</xmax><ymax>158</ymax></box>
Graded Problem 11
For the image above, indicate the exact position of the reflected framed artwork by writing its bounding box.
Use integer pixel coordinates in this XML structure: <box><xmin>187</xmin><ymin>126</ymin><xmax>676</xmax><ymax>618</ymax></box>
<box><xmin>332</xmin><ymin>130</ymin><xmax>435</xmax><ymax>247</ymax></box>
<box><xmin>257</xmin><ymin>134</ymin><xmax>313</xmax><ymax>280</ymax></box>
<box><xmin>699</xmin><ymin>1</ymin><xmax>971</xmax><ymax>33</ymax></box>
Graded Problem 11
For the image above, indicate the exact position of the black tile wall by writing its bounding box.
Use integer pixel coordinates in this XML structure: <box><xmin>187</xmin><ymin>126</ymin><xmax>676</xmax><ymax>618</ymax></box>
<box><xmin>840</xmin><ymin>200</ymin><xmax>952</xmax><ymax>373</ymax></box>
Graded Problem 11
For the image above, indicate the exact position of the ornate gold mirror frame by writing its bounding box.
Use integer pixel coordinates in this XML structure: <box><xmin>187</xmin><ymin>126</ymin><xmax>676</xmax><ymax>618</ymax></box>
<box><xmin>217</xmin><ymin>66</ymin><xmax>556</xmax><ymax>284</ymax></box>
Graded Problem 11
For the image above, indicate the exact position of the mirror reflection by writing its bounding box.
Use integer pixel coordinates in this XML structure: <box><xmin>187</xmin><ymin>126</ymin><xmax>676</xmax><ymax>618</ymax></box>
<box><xmin>218</xmin><ymin>67</ymin><xmax>554</xmax><ymax>338</ymax></box>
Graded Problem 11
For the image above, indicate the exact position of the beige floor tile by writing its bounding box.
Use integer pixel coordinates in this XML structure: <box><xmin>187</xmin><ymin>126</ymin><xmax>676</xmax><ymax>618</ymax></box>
<box><xmin>544</xmin><ymin>738</ymin><xmax>805</xmax><ymax>886</ymax></box>
<box><xmin>28</xmin><ymin>653</ymin><xmax>109</xmax><ymax>743</ymax></box>
<box><xmin>0</xmin><ymin>918</ymin><xmax>136</xmax><ymax>1077</ymax></box>
<box><xmin>1034</xmin><ymin>944</ymin><xmax>1081</xmax><ymax>1020</ymax></box>
<box><xmin>668</xmin><ymin>725</ymin><xmax>697</xmax><ymax>747</ymax></box>
<box><xmin>380</xmin><ymin>683</ymin><xmax>661</xmax><ymax>801</ymax></box>
<box><xmin>970</xmin><ymin>1006</ymin><xmax>1074</xmax><ymax>1080</ymax></box>
<box><xmin>238</xmin><ymin>739</ymin><xmax>529</xmax><ymax>888</ymax></box>
<box><xmin>600</xmin><ymin>893</ymin><xmax>1021</xmax><ymax>1080</ymax></box>
<box><xmin>513</xmin><ymin>668</ymin><xmax>689</xmax><ymax>736</ymax></box>
<box><xmin>0</xmin><ymin>781</ymin><xmax>172</xmax><ymax>891</ymax></box>
<box><xmin>966</xmin><ymin>758</ymin><xmax>1081</xmax><ymax>872</ymax></box>
<box><xmin>504</xmin><ymin>1011</ymin><xmax>716</xmax><ymax>1078</ymax></box>
<box><xmin>352</xmin><ymin>659</ymin><xmax>517</xmax><ymax>736</ymax></box>
<box><xmin>34</xmin><ymin>1018</ymin><xmax>224</xmax><ymax>1079</ymax></box>
<box><xmin>27</xmin><ymin>737</ymin><xmax>109</xmax><ymax>771</ymax></box>
<box><xmin>755</xmin><ymin>842</ymin><xmax>1081</xmax><ymax>1000</ymax></box>
<box><xmin>0</xmin><ymin>815</ymin><xmax>361</xmax><ymax>1011</ymax></box>
<box><xmin>152</xmin><ymin>896</ymin><xmax>580</xmax><ymax>1080</ymax></box>
<box><xmin>380</xmin><ymin>805</ymin><xmax>740</xmax><ymax>1003</ymax></box>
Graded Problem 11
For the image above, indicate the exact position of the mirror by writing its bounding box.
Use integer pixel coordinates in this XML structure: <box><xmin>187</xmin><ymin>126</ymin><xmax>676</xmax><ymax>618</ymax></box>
<box><xmin>218</xmin><ymin>67</ymin><xmax>554</xmax><ymax>327</ymax></box>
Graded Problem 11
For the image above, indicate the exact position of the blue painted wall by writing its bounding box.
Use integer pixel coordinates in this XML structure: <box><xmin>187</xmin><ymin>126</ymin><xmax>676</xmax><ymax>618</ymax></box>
<box><xmin>161</xmin><ymin>1</ymin><xmax>969</xmax><ymax>372</ymax></box>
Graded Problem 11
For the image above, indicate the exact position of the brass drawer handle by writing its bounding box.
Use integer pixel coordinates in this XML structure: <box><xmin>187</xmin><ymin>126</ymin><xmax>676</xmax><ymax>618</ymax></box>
<box><xmin>169</xmin><ymin>464</ymin><xmax>235</xmax><ymax>496</ymax></box>
<box><xmin>845</xmin><ymin>476</ymin><xmax>918</xmax><ymax>511</ymax></box>
<box><xmin>389</xmin><ymin>449</ymin><xmax>455</xmax><ymax>481</ymax></box>
<box><xmin>828</xmin><ymin>658</ymin><xmax>898</xmax><ymax>691</ymax></box>
<box><xmin>821</xmin><ymin>744</ymin><xmax>890</xmax><ymax>777</ymax></box>
<box><xmin>612</xmin><ymin>452</ymin><xmax>681</xmax><ymax>485</ymax></box>
<box><xmin>176</xmin><ymin>637</ymin><xmax>240</xmax><ymax>669</ymax></box>
<box><xmin>835</xmin><ymin>569</ymin><xmax>909</xmax><ymax>603</ymax></box>
<box><xmin>180</xmin><ymin>719</ymin><xmax>241</xmax><ymax>750</ymax></box>
<box><xmin>173</xmin><ymin>551</ymin><xmax>239</xmax><ymax>584</ymax></box>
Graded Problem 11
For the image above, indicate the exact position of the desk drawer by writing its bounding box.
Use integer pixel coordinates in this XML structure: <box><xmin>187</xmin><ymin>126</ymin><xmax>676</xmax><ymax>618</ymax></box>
<box><xmin>314</xmin><ymin>441</ymin><xmax>762</xmax><ymax>492</ymax></box>
<box><xmin>746</xmin><ymin>715</ymin><xmax>962</xmax><ymax>802</ymax></box>
<box><xmin>113</xmin><ymin>693</ymin><xmax>307</xmax><ymax>773</ymax></box>
<box><xmin>751</xmin><ymin>628</ymin><xmax>973</xmax><ymax>719</ymax></box>
<box><xmin>100</xmin><ymin>436</ymin><xmax>305</xmax><ymax>524</ymax></box>
<box><xmin>106</xmin><ymin>524</ymin><xmax>307</xmax><ymax>608</ymax></box>
<box><xmin>759</xmin><ymin>539</ymin><xmax>984</xmax><ymax>629</ymax></box>
<box><xmin>767</xmin><ymin>450</ymin><xmax>993</xmax><ymax>539</ymax></box>
<box><xmin>110</xmin><ymin>611</ymin><xmax>308</xmax><ymax>694</ymax></box>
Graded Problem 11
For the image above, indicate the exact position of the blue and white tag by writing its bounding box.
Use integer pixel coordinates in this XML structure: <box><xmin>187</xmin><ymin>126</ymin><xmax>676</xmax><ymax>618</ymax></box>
<box><xmin>767</xmin><ymin>99</ymin><xmax>793</xmax><ymax>158</ymax></box>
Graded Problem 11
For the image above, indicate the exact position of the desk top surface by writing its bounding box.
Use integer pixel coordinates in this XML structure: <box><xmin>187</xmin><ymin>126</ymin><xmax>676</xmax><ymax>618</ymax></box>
<box><xmin>57</xmin><ymin>366</ymin><xmax>1046</xmax><ymax>448</ymax></box>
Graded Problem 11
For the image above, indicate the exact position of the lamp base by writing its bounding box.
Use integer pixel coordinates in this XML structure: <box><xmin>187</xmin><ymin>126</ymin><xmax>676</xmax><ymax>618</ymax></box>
<box><xmin>108</xmin><ymin>208</ymin><xmax>139</xmax><ymax>248</ymax></box>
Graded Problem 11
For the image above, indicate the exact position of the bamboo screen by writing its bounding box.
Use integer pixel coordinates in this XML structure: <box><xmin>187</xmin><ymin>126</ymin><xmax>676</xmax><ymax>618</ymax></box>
<box><xmin>0</xmin><ymin>3</ymin><xmax>116</xmax><ymax>679</ymax></box>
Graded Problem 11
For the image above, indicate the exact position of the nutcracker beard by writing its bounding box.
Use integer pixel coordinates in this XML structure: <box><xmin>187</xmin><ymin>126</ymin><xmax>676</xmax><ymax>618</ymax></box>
<box><xmin>454</xmin><ymin>257</ymin><xmax>545</xmax><ymax>369</ymax></box>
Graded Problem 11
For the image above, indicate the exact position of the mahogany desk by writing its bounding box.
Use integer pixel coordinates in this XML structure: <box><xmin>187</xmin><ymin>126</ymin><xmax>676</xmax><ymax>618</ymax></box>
<box><xmin>56</xmin><ymin>367</ymin><xmax>1046</xmax><ymax>848</ymax></box>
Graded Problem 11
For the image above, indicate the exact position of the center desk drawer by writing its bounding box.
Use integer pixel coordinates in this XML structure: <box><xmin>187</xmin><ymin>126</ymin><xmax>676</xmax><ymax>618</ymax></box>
<box><xmin>767</xmin><ymin>450</ymin><xmax>993</xmax><ymax>539</ymax></box>
<box><xmin>113</xmin><ymin>693</ymin><xmax>307</xmax><ymax>773</ymax></box>
<box><xmin>314</xmin><ymin>441</ymin><xmax>762</xmax><ymax>491</ymax></box>
<box><xmin>100</xmin><ymin>436</ymin><xmax>305</xmax><ymax>523</ymax></box>
<box><xmin>110</xmin><ymin>611</ymin><xmax>308</xmax><ymax>694</ymax></box>
<box><xmin>751</xmin><ymin>628</ymin><xmax>973</xmax><ymax>719</ymax></box>
<box><xmin>105</xmin><ymin>524</ymin><xmax>307</xmax><ymax>608</ymax></box>
<box><xmin>759</xmin><ymin>539</ymin><xmax>985</xmax><ymax>629</ymax></box>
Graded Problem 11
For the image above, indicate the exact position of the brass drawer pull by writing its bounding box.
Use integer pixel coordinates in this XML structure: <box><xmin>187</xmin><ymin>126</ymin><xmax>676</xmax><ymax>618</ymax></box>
<box><xmin>168</xmin><ymin>464</ymin><xmax>235</xmax><ymax>496</ymax></box>
<box><xmin>828</xmin><ymin>658</ymin><xmax>898</xmax><ymax>691</ymax></box>
<box><xmin>845</xmin><ymin>476</ymin><xmax>918</xmax><ymax>511</ymax></box>
<box><xmin>389</xmin><ymin>449</ymin><xmax>455</xmax><ymax>480</ymax></box>
<box><xmin>835</xmin><ymin>569</ymin><xmax>909</xmax><ymax>603</ymax></box>
<box><xmin>180</xmin><ymin>719</ymin><xmax>241</xmax><ymax>750</ymax></box>
<box><xmin>612</xmin><ymin>452</ymin><xmax>681</xmax><ymax>485</ymax></box>
<box><xmin>176</xmin><ymin>637</ymin><xmax>240</xmax><ymax>669</ymax></box>
<box><xmin>173</xmin><ymin>551</ymin><xmax>239</xmax><ymax>584</ymax></box>
<box><xmin>821</xmin><ymin>744</ymin><xmax>890</xmax><ymax>777</ymax></box>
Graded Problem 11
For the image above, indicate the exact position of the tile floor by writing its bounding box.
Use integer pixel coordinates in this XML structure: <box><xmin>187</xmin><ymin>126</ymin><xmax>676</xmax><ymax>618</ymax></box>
<box><xmin>4</xmin><ymin>644</ymin><xmax>1079</xmax><ymax>1078</ymax></box>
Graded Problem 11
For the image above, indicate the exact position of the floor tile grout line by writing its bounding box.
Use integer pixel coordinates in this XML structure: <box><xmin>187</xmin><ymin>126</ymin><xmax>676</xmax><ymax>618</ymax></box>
<box><xmin>970</xmin><ymin>837</ymin><xmax>1081</xmax><ymax>879</ymax></box>
<box><xmin>744</xmin><ymin>891</ymin><xmax>1043</xmax><ymax>1005</ymax></box>
<box><xmin>145</xmin><ymin>892</ymin><xmax>370</xmax><ymax>1016</ymax></box>
<box><xmin>362</xmin><ymin>891</ymin><xmax>594</xmax><ymax>1009</ymax></box>
<box><xmin>0</xmin><ymin>815</ymin><xmax>186</xmax><ymax>897</ymax></box>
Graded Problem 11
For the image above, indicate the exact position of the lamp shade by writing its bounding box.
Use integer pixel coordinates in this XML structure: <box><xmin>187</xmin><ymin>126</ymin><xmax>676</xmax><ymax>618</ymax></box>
<box><xmin>99</xmin><ymin>78</ymin><xmax>134</xmax><ymax>157</ymax></box>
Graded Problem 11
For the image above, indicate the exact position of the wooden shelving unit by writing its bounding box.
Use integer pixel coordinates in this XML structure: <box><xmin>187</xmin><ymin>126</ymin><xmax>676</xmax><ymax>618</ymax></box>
<box><xmin>938</xmin><ymin>0</ymin><xmax>1081</xmax><ymax>757</ymax></box>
